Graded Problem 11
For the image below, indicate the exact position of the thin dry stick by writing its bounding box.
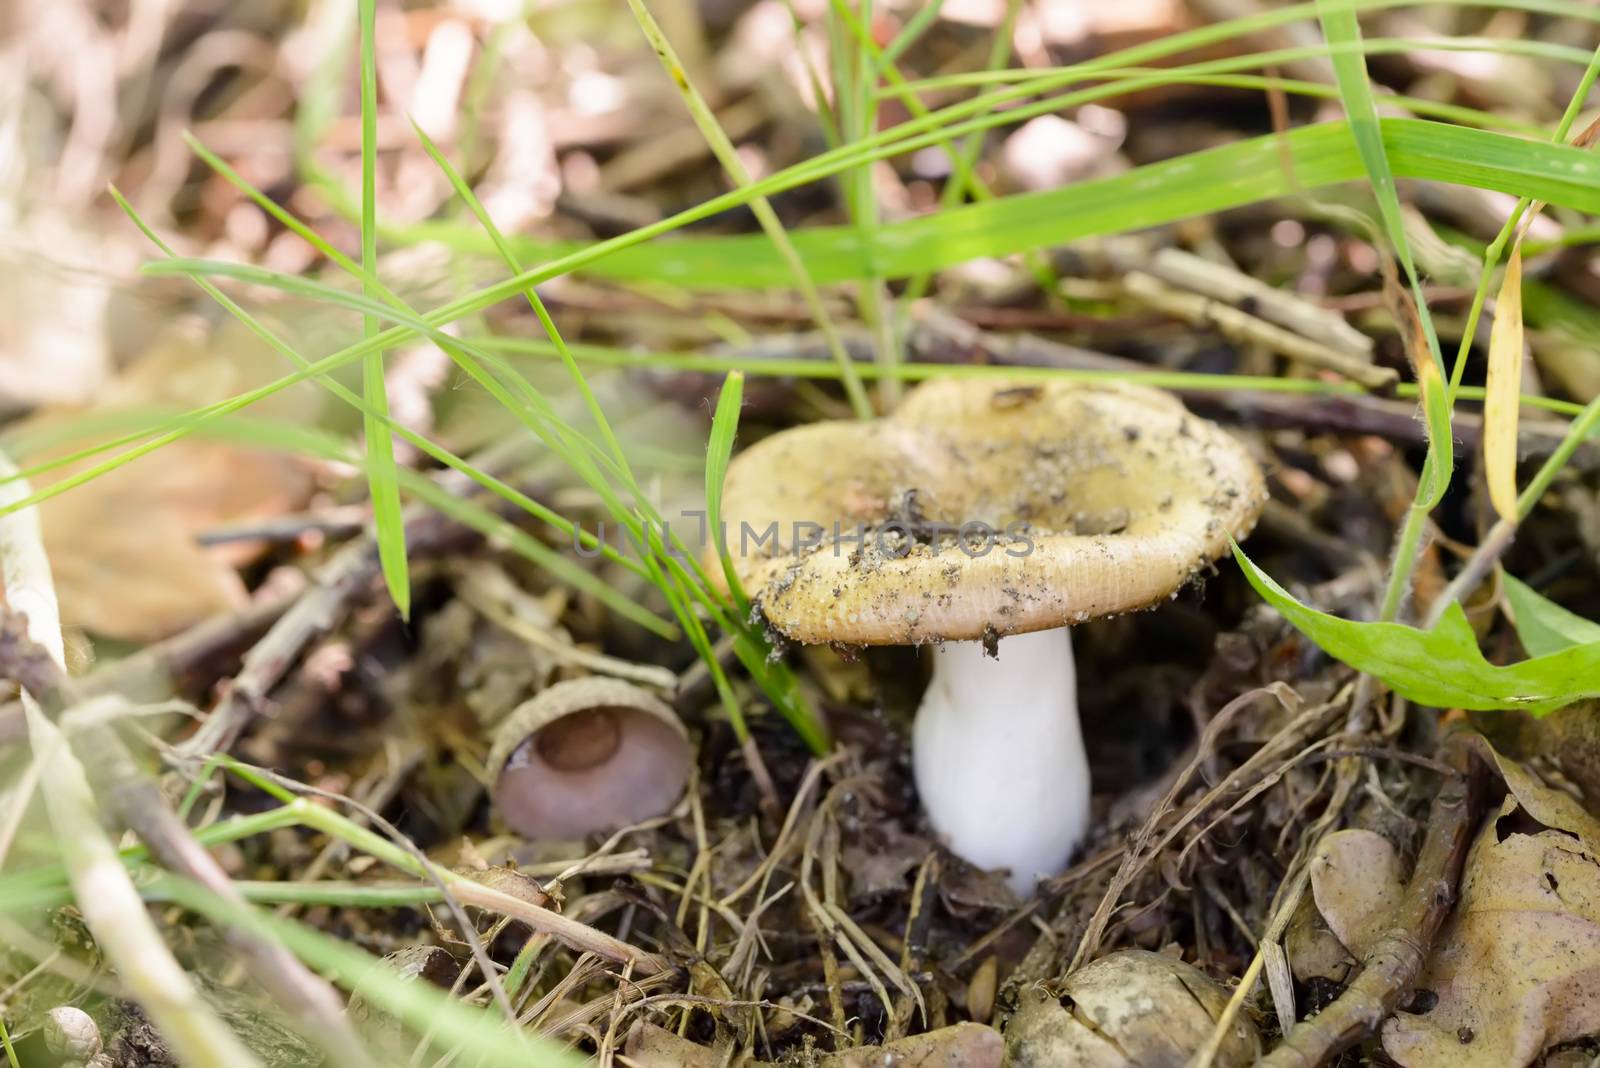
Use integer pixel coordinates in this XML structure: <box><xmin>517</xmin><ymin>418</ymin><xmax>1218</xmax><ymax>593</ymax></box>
<box><xmin>1260</xmin><ymin>734</ymin><xmax>1485</xmax><ymax>1067</ymax></box>
<box><xmin>0</xmin><ymin>453</ymin><xmax>64</xmax><ymax>668</ymax></box>
<box><xmin>1145</xmin><ymin>247</ymin><xmax>1374</xmax><ymax>360</ymax></box>
<box><xmin>1121</xmin><ymin>271</ymin><xmax>1398</xmax><ymax>391</ymax></box>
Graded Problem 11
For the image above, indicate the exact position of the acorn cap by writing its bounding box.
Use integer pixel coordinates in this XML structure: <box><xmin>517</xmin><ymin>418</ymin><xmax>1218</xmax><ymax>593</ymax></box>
<box><xmin>713</xmin><ymin>377</ymin><xmax>1266</xmax><ymax>644</ymax></box>
<box><xmin>489</xmin><ymin>677</ymin><xmax>691</xmax><ymax>840</ymax></box>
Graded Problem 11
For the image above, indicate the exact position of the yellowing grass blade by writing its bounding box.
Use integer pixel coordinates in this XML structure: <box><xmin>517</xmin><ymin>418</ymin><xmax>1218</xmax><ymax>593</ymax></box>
<box><xmin>1484</xmin><ymin>246</ymin><xmax>1526</xmax><ymax>521</ymax></box>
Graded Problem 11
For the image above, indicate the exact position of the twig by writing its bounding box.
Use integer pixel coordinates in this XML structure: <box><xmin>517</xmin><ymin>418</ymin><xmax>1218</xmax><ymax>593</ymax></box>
<box><xmin>0</xmin><ymin>568</ymin><xmax>305</xmax><ymax>747</ymax></box>
<box><xmin>195</xmin><ymin>505</ymin><xmax>371</xmax><ymax>547</ymax></box>
<box><xmin>1121</xmin><ymin>271</ymin><xmax>1398</xmax><ymax>391</ymax></box>
<box><xmin>0</xmin><ymin>454</ymin><xmax>63</xmax><ymax>669</ymax></box>
<box><xmin>1260</xmin><ymin>734</ymin><xmax>1485</xmax><ymax>1067</ymax></box>
<box><xmin>1145</xmin><ymin>247</ymin><xmax>1375</xmax><ymax>361</ymax></box>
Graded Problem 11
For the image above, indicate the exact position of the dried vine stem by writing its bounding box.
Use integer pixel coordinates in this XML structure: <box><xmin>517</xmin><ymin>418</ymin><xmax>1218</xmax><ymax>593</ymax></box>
<box><xmin>1260</xmin><ymin>733</ymin><xmax>1486</xmax><ymax>1067</ymax></box>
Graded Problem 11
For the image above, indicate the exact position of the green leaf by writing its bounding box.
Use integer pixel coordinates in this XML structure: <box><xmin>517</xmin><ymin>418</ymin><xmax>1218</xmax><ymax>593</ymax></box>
<box><xmin>1504</xmin><ymin>574</ymin><xmax>1600</xmax><ymax>657</ymax></box>
<box><xmin>1234</xmin><ymin>542</ymin><xmax>1600</xmax><ymax>714</ymax></box>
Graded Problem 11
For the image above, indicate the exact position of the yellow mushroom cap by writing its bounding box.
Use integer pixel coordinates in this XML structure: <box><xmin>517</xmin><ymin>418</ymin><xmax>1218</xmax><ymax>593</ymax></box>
<box><xmin>713</xmin><ymin>377</ymin><xmax>1267</xmax><ymax>645</ymax></box>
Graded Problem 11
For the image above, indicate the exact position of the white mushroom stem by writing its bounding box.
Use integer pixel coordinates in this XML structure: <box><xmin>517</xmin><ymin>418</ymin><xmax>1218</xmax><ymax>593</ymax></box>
<box><xmin>912</xmin><ymin>627</ymin><xmax>1089</xmax><ymax>896</ymax></box>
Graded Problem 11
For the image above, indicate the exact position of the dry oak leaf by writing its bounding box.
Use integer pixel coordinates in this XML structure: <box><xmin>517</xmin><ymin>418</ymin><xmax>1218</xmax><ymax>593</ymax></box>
<box><xmin>1004</xmin><ymin>949</ymin><xmax>1260</xmax><ymax>1068</ymax></box>
<box><xmin>37</xmin><ymin>443</ymin><xmax>313</xmax><ymax>642</ymax></box>
<box><xmin>1381</xmin><ymin>791</ymin><xmax>1600</xmax><ymax>1067</ymax></box>
<box><xmin>1309</xmin><ymin>828</ymin><xmax>1406</xmax><ymax>959</ymax></box>
<box><xmin>17</xmin><ymin>330</ymin><xmax>320</xmax><ymax>642</ymax></box>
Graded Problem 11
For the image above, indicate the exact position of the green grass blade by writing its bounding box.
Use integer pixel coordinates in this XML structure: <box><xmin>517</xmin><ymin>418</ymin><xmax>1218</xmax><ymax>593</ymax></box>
<box><xmin>880</xmin><ymin>0</ymin><xmax>946</xmax><ymax>66</ymax></box>
<box><xmin>386</xmin><ymin>120</ymin><xmax>1600</xmax><ymax>291</ymax></box>
<box><xmin>705</xmin><ymin>372</ymin><xmax>750</xmax><ymax>615</ymax></box>
<box><xmin>358</xmin><ymin>0</ymin><xmax>408</xmax><ymax>620</ymax></box>
<box><xmin>1317</xmin><ymin>0</ymin><xmax>1451</xmax><ymax>511</ymax></box>
<box><xmin>623</xmin><ymin>0</ymin><xmax>873</xmax><ymax>419</ymax></box>
<box><xmin>151</xmin><ymin>877</ymin><xmax>582</xmax><ymax>1068</ymax></box>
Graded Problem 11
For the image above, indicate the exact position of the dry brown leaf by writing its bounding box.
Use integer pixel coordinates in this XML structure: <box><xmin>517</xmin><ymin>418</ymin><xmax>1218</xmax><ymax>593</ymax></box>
<box><xmin>1382</xmin><ymin>791</ymin><xmax>1600</xmax><ymax>1067</ymax></box>
<box><xmin>1004</xmin><ymin>949</ymin><xmax>1260</xmax><ymax>1068</ymax></box>
<box><xmin>1309</xmin><ymin>829</ymin><xmax>1406</xmax><ymax>959</ymax></box>
<box><xmin>1477</xmin><ymin>733</ymin><xmax>1600</xmax><ymax>850</ymax></box>
<box><xmin>38</xmin><ymin>443</ymin><xmax>313</xmax><ymax>641</ymax></box>
<box><xmin>621</xmin><ymin>1021</ymin><xmax>1002</xmax><ymax>1068</ymax></box>
<box><xmin>19</xmin><ymin>329</ymin><xmax>320</xmax><ymax>642</ymax></box>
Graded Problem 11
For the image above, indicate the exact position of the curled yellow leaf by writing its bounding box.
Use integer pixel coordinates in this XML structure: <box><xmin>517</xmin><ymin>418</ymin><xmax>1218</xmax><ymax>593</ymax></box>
<box><xmin>1484</xmin><ymin>246</ymin><xmax>1525</xmax><ymax>521</ymax></box>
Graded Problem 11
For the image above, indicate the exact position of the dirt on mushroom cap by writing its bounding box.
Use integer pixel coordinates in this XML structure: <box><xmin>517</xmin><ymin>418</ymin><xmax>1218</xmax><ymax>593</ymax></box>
<box><xmin>713</xmin><ymin>377</ymin><xmax>1267</xmax><ymax>645</ymax></box>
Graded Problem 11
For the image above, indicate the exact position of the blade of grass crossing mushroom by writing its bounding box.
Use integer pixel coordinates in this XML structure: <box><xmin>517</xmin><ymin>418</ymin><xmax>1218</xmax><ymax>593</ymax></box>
<box><xmin>357</xmin><ymin>0</ymin><xmax>408</xmax><ymax>620</ymax></box>
<box><xmin>1484</xmin><ymin>245</ymin><xmax>1526</xmax><ymax>522</ymax></box>
<box><xmin>0</xmin><ymin>1017</ymin><xmax>17</xmax><ymax>1068</ymax></box>
<box><xmin>22</xmin><ymin>699</ymin><xmax>263</xmax><ymax>1066</ymax></box>
<box><xmin>706</xmin><ymin>373</ymin><xmax>751</xmax><ymax>616</ymax></box>
<box><xmin>1319</xmin><ymin>0</ymin><xmax>1450</xmax><ymax>505</ymax></box>
<box><xmin>705</xmin><ymin>376</ymin><xmax>827</xmax><ymax>748</ymax></box>
<box><xmin>622</xmin><ymin>0</ymin><xmax>874</xmax><ymax>420</ymax></box>
<box><xmin>829</xmin><ymin>0</ymin><xmax>903</xmax><ymax>407</ymax></box>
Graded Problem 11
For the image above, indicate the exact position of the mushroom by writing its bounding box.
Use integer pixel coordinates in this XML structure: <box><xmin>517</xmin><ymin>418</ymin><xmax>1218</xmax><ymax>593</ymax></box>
<box><xmin>488</xmin><ymin>677</ymin><xmax>692</xmax><ymax>839</ymax></box>
<box><xmin>713</xmin><ymin>378</ymin><xmax>1265</xmax><ymax>894</ymax></box>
